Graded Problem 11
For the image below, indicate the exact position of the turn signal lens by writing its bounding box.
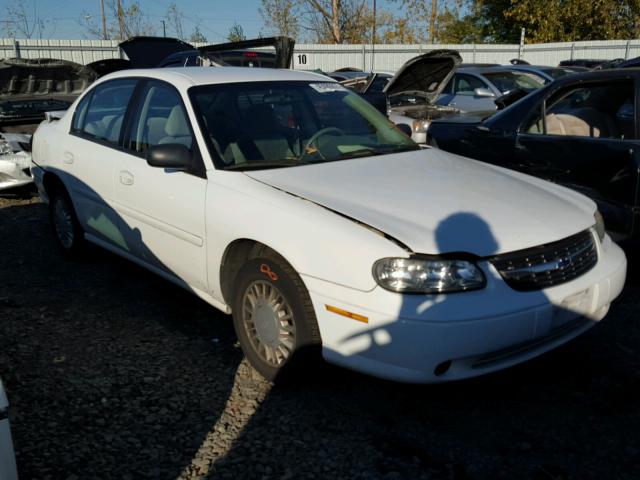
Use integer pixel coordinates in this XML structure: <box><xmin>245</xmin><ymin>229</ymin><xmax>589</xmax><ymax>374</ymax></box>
<box><xmin>594</xmin><ymin>211</ymin><xmax>606</xmax><ymax>242</ymax></box>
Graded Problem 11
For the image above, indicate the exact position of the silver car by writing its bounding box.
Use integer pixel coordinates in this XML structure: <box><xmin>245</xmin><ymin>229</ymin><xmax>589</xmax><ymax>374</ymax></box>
<box><xmin>435</xmin><ymin>66</ymin><xmax>546</xmax><ymax>113</ymax></box>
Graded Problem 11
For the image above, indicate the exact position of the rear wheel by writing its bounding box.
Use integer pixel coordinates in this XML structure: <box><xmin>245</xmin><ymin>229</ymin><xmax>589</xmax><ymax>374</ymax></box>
<box><xmin>232</xmin><ymin>255</ymin><xmax>321</xmax><ymax>381</ymax></box>
<box><xmin>49</xmin><ymin>188</ymin><xmax>84</xmax><ymax>256</ymax></box>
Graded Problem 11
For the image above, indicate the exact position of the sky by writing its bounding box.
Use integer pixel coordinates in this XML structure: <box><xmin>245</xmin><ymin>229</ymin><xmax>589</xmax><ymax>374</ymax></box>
<box><xmin>0</xmin><ymin>0</ymin><xmax>397</xmax><ymax>42</ymax></box>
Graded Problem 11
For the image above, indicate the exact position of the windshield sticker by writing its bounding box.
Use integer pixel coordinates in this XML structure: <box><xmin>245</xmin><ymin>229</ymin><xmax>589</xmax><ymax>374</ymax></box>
<box><xmin>310</xmin><ymin>82</ymin><xmax>347</xmax><ymax>93</ymax></box>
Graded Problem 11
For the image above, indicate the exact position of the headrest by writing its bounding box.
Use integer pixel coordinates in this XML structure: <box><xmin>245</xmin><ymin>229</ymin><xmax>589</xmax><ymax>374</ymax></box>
<box><xmin>164</xmin><ymin>105</ymin><xmax>190</xmax><ymax>137</ymax></box>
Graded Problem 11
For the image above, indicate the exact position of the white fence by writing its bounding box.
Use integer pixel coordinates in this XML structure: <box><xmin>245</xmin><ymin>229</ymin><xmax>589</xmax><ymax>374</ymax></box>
<box><xmin>2</xmin><ymin>38</ymin><xmax>639</xmax><ymax>71</ymax></box>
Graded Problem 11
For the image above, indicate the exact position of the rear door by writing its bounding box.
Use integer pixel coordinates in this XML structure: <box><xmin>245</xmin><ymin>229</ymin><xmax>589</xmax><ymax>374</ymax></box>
<box><xmin>64</xmin><ymin>78</ymin><xmax>138</xmax><ymax>247</ymax></box>
<box><xmin>515</xmin><ymin>79</ymin><xmax>639</xmax><ymax>237</ymax></box>
<box><xmin>112</xmin><ymin>79</ymin><xmax>208</xmax><ymax>291</ymax></box>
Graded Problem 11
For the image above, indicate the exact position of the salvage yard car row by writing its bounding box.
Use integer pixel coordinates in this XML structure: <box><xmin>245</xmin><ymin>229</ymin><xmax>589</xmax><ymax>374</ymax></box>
<box><xmin>1</xmin><ymin>39</ymin><xmax>637</xmax><ymax>386</ymax></box>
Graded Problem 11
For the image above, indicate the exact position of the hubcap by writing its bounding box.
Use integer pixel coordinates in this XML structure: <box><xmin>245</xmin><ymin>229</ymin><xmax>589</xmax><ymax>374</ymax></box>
<box><xmin>53</xmin><ymin>197</ymin><xmax>74</xmax><ymax>249</ymax></box>
<box><xmin>242</xmin><ymin>280</ymin><xmax>295</xmax><ymax>366</ymax></box>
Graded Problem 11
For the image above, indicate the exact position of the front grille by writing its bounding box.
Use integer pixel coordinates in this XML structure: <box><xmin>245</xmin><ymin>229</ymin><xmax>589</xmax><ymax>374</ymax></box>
<box><xmin>490</xmin><ymin>230</ymin><xmax>597</xmax><ymax>291</ymax></box>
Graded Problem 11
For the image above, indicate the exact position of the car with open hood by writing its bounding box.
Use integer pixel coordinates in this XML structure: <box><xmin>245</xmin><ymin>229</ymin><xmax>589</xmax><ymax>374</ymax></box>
<box><xmin>0</xmin><ymin>58</ymin><xmax>96</xmax><ymax>191</ymax></box>
<box><xmin>385</xmin><ymin>49</ymin><xmax>463</xmax><ymax>143</ymax></box>
<box><xmin>31</xmin><ymin>67</ymin><xmax>626</xmax><ymax>383</ymax></box>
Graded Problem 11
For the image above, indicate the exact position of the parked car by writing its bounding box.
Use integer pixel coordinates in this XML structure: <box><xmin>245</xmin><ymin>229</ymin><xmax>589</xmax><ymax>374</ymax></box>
<box><xmin>0</xmin><ymin>378</ymin><xmax>18</xmax><ymax>480</ymax></box>
<box><xmin>613</xmin><ymin>56</ymin><xmax>640</xmax><ymax>69</ymax></box>
<box><xmin>0</xmin><ymin>57</ymin><xmax>96</xmax><ymax>191</ymax></box>
<box><xmin>385</xmin><ymin>49</ymin><xmax>464</xmax><ymax>143</ymax></box>
<box><xmin>32</xmin><ymin>67</ymin><xmax>626</xmax><ymax>383</ymax></box>
<box><xmin>427</xmin><ymin>68</ymin><xmax>638</xmax><ymax>242</ymax></box>
<box><xmin>119</xmin><ymin>36</ymin><xmax>295</xmax><ymax>69</ymax></box>
<box><xmin>559</xmin><ymin>59</ymin><xmax>613</xmax><ymax>69</ymax></box>
<box><xmin>387</xmin><ymin>53</ymin><xmax>548</xmax><ymax>143</ymax></box>
<box><xmin>436</xmin><ymin>65</ymin><xmax>546</xmax><ymax>112</ymax></box>
<box><xmin>505</xmin><ymin>64</ymin><xmax>583</xmax><ymax>83</ymax></box>
<box><xmin>330</xmin><ymin>71</ymin><xmax>393</xmax><ymax>115</ymax></box>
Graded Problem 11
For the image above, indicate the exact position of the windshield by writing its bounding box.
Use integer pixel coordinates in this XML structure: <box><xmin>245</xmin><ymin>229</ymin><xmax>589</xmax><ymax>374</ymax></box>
<box><xmin>189</xmin><ymin>81</ymin><xmax>418</xmax><ymax>170</ymax></box>
<box><xmin>483</xmin><ymin>71</ymin><xmax>544</xmax><ymax>94</ymax></box>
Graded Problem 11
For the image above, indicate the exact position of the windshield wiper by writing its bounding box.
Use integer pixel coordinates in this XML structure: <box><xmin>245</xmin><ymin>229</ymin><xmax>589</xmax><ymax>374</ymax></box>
<box><xmin>225</xmin><ymin>160</ymin><xmax>300</xmax><ymax>171</ymax></box>
<box><xmin>333</xmin><ymin>144</ymin><xmax>419</xmax><ymax>160</ymax></box>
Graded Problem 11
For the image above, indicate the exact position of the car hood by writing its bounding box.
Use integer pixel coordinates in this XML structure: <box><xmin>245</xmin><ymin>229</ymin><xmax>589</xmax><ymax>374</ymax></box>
<box><xmin>384</xmin><ymin>50</ymin><xmax>462</xmax><ymax>103</ymax></box>
<box><xmin>245</xmin><ymin>150</ymin><xmax>595</xmax><ymax>256</ymax></box>
<box><xmin>0</xmin><ymin>58</ymin><xmax>96</xmax><ymax>101</ymax></box>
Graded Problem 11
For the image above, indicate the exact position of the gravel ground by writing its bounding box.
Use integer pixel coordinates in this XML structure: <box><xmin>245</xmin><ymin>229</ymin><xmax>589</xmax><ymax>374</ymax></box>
<box><xmin>1</xmin><ymin>189</ymin><xmax>639</xmax><ymax>480</ymax></box>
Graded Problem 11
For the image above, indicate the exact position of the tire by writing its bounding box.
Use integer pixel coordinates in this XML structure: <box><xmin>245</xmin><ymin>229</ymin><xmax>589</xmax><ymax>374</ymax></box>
<box><xmin>232</xmin><ymin>255</ymin><xmax>321</xmax><ymax>382</ymax></box>
<box><xmin>49</xmin><ymin>187</ymin><xmax>85</xmax><ymax>257</ymax></box>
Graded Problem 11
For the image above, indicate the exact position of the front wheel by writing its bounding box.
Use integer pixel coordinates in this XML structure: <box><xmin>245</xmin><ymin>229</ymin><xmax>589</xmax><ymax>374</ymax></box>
<box><xmin>232</xmin><ymin>255</ymin><xmax>321</xmax><ymax>381</ymax></box>
<box><xmin>49</xmin><ymin>188</ymin><xmax>84</xmax><ymax>256</ymax></box>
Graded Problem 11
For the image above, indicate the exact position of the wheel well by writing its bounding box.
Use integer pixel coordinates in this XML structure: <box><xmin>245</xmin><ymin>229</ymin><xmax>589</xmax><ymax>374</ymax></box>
<box><xmin>219</xmin><ymin>240</ymin><xmax>288</xmax><ymax>305</ymax></box>
<box><xmin>42</xmin><ymin>172</ymin><xmax>66</xmax><ymax>199</ymax></box>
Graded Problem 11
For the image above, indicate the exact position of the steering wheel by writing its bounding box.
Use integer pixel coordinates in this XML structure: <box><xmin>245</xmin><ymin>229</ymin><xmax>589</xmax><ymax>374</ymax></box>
<box><xmin>299</xmin><ymin>127</ymin><xmax>345</xmax><ymax>160</ymax></box>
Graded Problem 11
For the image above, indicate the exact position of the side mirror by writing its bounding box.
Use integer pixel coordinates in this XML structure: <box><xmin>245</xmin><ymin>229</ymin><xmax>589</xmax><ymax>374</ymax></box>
<box><xmin>146</xmin><ymin>144</ymin><xmax>192</xmax><ymax>170</ymax></box>
<box><xmin>395</xmin><ymin>123</ymin><xmax>412</xmax><ymax>137</ymax></box>
<box><xmin>474</xmin><ymin>87</ymin><xmax>496</xmax><ymax>98</ymax></box>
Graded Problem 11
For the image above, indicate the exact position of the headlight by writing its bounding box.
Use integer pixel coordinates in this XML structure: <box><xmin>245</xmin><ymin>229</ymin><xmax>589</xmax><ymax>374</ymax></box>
<box><xmin>373</xmin><ymin>257</ymin><xmax>486</xmax><ymax>294</ymax></box>
<box><xmin>412</xmin><ymin>119</ymin><xmax>431</xmax><ymax>133</ymax></box>
<box><xmin>594</xmin><ymin>210</ymin><xmax>605</xmax><ymax>241</ymax></box>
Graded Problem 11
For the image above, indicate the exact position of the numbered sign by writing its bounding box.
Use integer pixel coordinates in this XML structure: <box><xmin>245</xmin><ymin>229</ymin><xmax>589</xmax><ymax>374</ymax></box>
<box><xmin>293</xmin><ymin>53</ymin><xmax>309</xmax><ymax>69</ymax></box>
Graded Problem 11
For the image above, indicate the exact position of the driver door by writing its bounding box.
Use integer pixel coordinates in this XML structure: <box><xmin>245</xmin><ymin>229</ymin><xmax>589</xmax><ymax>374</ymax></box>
<box><xmin>112</xmin><ymin>79</ymin><xmax>209</xmax><ymax>291</ymax></box>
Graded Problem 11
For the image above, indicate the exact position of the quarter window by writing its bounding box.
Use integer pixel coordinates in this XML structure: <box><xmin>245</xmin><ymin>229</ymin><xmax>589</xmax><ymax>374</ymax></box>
<box><xmin>126</xmin><ymin>81</ymin><xmax>193</xmax><ymax>155</ymax></box>
<box><xmin>80</xmin><ymin>79</ymin><xmax>137</xmax><ymax>145</ymax></box>
<box><xmin>525</xmin><ymin>81</ymin><xmax>635</xmax><ymax>140</ymax></box>
<box><xmin>71</xmin><ymin>92</ymin><xmax>92</xmax><ymax>132</ymax></box>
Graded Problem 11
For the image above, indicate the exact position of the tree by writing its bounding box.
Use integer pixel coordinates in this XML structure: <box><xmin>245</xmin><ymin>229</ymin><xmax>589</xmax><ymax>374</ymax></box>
<box><xmin>2</xmin><ymin>0</ymin><xmax>50</xmax><ymax>39</ymax></box>
<box><xmin>190</xmin><ymin>26</ymin><xmax>207</xmax><ymax>44</ymax></box>
<box><xmin>298</xmin><ymin>0</ymin><xmax>383</xmax><ymax>43</ymax></box>
<box><xmin>227</xmin><ymin>23</ymin><xmax>247</xmax><ymax>42</ymax></box>
<box><xmin>165</xmin><ymin>3</ymin><xmax>185</xmax><ymax>41</ymax></box>
<box><xmin>392</xmin><ymin>0</ymin><xmax>450</xmax><ymax>43</ymax></box>
<box><xmin>505</xmin><ymin>0</ymin><xmax>640</xmax><ymax>43</ymax></box>
<box><xmin>260</xmin><ymin>0</ymin><xmax>300</xmax><ymax>38</ymax></box>
<box><xmin>81</xmin><ymin>0</ymin><xmax>154</xmax><ymax>41</ymax></box>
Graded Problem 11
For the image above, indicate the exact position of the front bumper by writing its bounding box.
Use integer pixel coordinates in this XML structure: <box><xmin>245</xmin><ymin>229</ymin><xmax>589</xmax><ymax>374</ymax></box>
<box><xmin>0</xmin><ymin>153</ymin><xmax>33</xmax><ymax>191</ymax></box>
<box><xmin>303</xmin><ymin>234</ymin><xmax>627</xmax><ymax>383</ymax></box>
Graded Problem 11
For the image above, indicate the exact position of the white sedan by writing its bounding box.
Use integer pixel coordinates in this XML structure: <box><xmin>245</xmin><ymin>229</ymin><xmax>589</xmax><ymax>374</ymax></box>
<box><xmin>31</xmin><ymin>67</ymin><xmax>626</xmax><ymax>383</ymax></box>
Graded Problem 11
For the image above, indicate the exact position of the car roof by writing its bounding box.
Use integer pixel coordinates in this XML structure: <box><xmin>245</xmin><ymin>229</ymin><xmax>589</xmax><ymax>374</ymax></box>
<box><xmin>457</xmin><ymin>66</ymin><xmax>535</xmax><ymax>74</ymax></box>
<box><xmin>97</xmin><ymin>66</ymin><xmax>331</xmax><ymax>90</ymax></box>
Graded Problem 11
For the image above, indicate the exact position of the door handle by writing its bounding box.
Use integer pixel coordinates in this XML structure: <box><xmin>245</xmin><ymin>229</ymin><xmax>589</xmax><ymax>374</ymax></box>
<box><xmin>63</xmin><ymin>151</ymin><xmax>74</xmax><ymax>164</ymax></box>
<box><xmin>119</xmin><ymin>170</ymin><xmax>134</xmax><ymax>186</ymax></box>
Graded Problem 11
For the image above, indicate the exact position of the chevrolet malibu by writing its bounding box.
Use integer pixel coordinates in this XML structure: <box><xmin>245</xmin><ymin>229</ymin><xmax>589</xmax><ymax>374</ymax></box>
<box><xmin>31</xmin><ymin>68</ymin><xmax>627</xmax><ymax>383</ymax></box>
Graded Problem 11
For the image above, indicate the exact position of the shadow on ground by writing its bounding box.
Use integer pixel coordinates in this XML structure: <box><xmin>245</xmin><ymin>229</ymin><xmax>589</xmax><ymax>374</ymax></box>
<box><xmin>1</xmin><ymin>199</ymin><xmax>639</xmax><ymax>479</ymax></box>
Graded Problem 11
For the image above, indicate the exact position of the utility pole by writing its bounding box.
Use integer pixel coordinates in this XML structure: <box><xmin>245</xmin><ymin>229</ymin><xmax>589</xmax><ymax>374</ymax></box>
<box><xmin>371</xmin><ymin>0</ymin><xmax>376</xmax><ymax>71</ymax></box>
<box><xmin>117</xmin><ymin>0</ymin><xmax>126</xmax><ymax>40</ymax></box>
<box><xmin>429</xmin><ymin>0</ymin><xmax>437</xmax><ymax>44</ymax></box>
<box><xmin>100</xmin><ymin>0</ymin><xmax>107</xmax><ymax>40</ymax></box>
<box><xmin>161</xmin><ymin>19</ymin><xmax>166</xmax><ymax>37</ymax></box>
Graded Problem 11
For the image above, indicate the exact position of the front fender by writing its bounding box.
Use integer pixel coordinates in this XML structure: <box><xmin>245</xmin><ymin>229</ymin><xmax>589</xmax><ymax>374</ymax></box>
<box><xmin>205</xmin><ymin>171</ymin><xmax>408</xmax><ymax>302</ymax></box>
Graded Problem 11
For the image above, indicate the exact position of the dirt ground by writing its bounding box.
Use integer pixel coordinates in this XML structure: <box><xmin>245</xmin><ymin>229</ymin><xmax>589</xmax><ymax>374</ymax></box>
<box><xmin>1</xmin><ymin>189</ymin><xmax>639</xmax><ymax>480</ymax></box>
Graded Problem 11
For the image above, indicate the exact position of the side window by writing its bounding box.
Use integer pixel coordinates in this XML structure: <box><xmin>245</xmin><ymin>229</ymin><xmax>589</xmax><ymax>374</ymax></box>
<box><xmin>71</xmin><ymin>92</ymin><xmax>92</xmax><ymax>132</ymax></box>
<box><xmin>525</xmin><ymin>81</ymin><xmax>635</xmax><ymax>139</ymax></box>
<box><xmin>127</xmin><ymin>81</ymin><xmax>193</xmax><ymax>155</ymax></box>
<box><xmin>80</xmin><ymin>79</ymin><xmax>137</xmax><ymax>145</ymax></box>
<box><xmin>453</xmin><ymin>74</ymin><xmax>487</xmax><ymax>96</ymax></box>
